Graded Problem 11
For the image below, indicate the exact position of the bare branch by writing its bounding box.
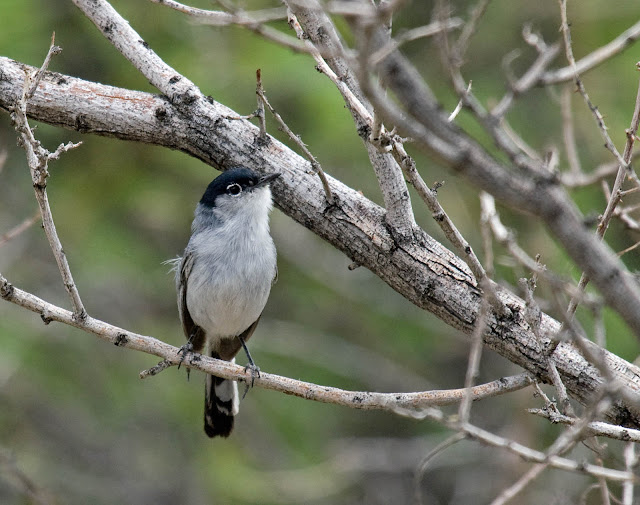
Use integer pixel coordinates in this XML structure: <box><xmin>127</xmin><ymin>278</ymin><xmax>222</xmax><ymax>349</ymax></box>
<box><xmin>458</xmin><ymin>294</ymin><xmax>488</xmax><ymax>423</ymax></box>
<box><xmin>254</xmin><ymin>69</ymin><xmax>267</xmax><ymax>140</ymax></box>
<box><xmin>149</xmin><ymin>0</ymin><xmax>287</xmax><ymax>25</ymax></box>
<box><xmin>491</xmin><ymin>379</ymin><xmax>615</xmax><ymax>505</ymax></box>
<box><xmin>529</xmin><ymin>408</ymin><xmax>640</xmax><ymax>443</ymax></box>
<box><xmin>542</xmin><ymin>19</ymin><xmax>640</xmax><ymax>85</ymax></box>
<box><xmin>451</xmin><ymin>0</ymin><xmax>492</xmax><ymax>66</ymax></box>
<box><xmin>149</xmin><ymin>0</ymin><xmax>306</xmax><ymax>53</ymax></box>
<box><xmin>560</xmin><ymin>84</ymin><xmax>582</xmax><ymax>175</ymax></box>
<box><xmin>414</xmin><ymin>433</ymin><xmax>466</xmax><ymax>504</ymax></box>
<box><xmin>255</xmin><ymin>68</ymin><xmax>334</xmax><ymax>204</ymax></box>
<box><xmin>0</xmin><ymin>210</ymin><xmax>41</xmax><ymax>249</ymax></box>
<box><xmin>492</xmin><ymin>42</ymin><xmax>561</xmax><ymax>118</ymax></box>
<box><xmin>566</xmin><ymin>61</ymin><xmax>640</xmax><ymax>316</ymax></box>
<box><xmin>402</xmin><ymin>407</ymin><xmax>637</xmax><ymax>483</ymax></box>
<box><xmin>0</xmin><ymin>272</ymin><xmax>533</xmax><ymax>412</ymax></box>
<box><xmin>557</xmin><ymin>0</ymin><xmax>627</xmax><ymax>169</ymax></box>
<box><xmin>448</xmin><ymin>79</ymin><xmax>471</xmax><ymax>122</ymax></box>
<box><xmin>11</xmin><ymin>40</ymin><xmax>85</xmax><ymax>320</ymax></box>
<box><xmin>623</xmin><ymin>442</ymin><xmax>638</xmax><ymax>505</ymax></box>
<box><xmin>26</xmin><ymin>32</ymin><xmax>62</xmax><ymax>99</ymax></box>
<box><xmin>370</xmin><ymin>18</ymin><xmax>464</xmax><ymax>65</ymax></box>
<box><xmin>560</xmin><ymin>153</ymin><xmax>640</xmax><ymax>188</ymax></box>
<box><xmin>520</xmin><ymin>277</ymin><xmax>574</xmax><ymax>416</ymax></box>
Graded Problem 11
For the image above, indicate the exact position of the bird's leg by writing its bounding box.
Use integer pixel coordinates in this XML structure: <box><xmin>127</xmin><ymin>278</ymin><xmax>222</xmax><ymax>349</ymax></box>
<box><xmin>177</xmin><ymin>332</ymin><xmax>198</xmax><ymax>380</ymax></box>
<box><xmin>238</xmin><ymin>336</ymin><xmax>260</xmax><ymax>398</ymax></box>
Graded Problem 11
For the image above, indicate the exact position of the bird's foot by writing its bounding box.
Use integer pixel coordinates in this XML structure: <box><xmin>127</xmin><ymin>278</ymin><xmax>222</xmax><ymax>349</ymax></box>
<box><xmin>177</xmin><ymin>341</ymin><xmax>193</xmax><ymax>367</ymax></box>
<box><xmin>177</xmin><ymin>341</ymin><xmax>200</xmax><ymax>380</ymax></box>
<box><xmin>241</xmin><ymin>363</ymin><xmax>261</xmax><ymax>399</ymax></box>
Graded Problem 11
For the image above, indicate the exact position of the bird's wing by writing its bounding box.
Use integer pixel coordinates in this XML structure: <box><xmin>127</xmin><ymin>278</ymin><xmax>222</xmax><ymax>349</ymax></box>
<box><xmin>178</xmin><ymin>250</ymin><xmax>206</xmax><ymax>352</ymax></box>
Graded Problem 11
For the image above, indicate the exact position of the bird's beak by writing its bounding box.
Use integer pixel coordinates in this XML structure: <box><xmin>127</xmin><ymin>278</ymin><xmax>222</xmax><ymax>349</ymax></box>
<box><xmin>254</xmin><ymin>172</ymin><xmax>281</xmax><ymax>189</ymax></box>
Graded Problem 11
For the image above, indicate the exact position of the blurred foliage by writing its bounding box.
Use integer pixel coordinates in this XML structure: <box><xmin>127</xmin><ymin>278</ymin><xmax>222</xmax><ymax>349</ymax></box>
<box><xmin>1</xmin><ymin>0</ymin><xmax>640</xmax><ymax>504</ymax></box>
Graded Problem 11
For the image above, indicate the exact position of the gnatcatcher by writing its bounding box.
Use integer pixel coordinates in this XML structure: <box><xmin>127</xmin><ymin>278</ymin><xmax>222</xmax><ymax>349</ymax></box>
<box><xmin>173</xmin><ymin>167</ymin><xmax>280</xmax><ymax>437</ymax></box>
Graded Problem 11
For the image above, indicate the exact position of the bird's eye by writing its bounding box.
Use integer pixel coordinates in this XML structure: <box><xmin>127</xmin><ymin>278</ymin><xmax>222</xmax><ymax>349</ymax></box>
<box><xmin>227</xmin><ymin>183</ymin><xmax>242</xmax><ymax>196</ymax></box>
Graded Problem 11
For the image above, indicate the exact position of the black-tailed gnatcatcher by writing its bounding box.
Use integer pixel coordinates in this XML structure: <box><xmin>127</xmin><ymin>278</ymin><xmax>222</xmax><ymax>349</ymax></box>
<box><xmin>173</xmin><ymin>167</ymin><xmax>280</xmax><ymax>438</ymax></box>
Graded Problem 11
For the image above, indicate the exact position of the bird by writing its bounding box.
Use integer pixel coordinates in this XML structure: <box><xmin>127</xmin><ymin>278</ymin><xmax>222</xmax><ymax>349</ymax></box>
<box><xmin>173</xmin><ymin>167</ymin><xmax>280</xmax><ymax>437</ymax></box>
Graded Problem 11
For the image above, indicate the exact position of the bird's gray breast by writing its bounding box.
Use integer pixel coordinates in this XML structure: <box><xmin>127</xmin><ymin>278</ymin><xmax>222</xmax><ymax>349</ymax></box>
<box><xmin>185</xmin><ymin>217</ymin><xmax>276</xmax><ymax>338</ymax></box>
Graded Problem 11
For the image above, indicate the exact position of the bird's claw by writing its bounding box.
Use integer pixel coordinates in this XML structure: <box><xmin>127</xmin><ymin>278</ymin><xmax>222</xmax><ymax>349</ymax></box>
<box><xmin>177</xmin><ymin>341</ymin><xmax>194</xmax><ymax>369</ymax></box>
<box><xmin>178</xmin><ymin>341</ymin><xmax>201</xmax><ymax>381</ymax></box>
<box><xmin>241</xmin><ymin>363</ymin><xmax>261</xmax><ymax>399</ymax></box>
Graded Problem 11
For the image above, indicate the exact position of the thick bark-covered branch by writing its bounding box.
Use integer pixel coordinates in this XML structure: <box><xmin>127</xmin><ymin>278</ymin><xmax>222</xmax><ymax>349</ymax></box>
<box><xmin>2</xmin><ymin>56</ymin><xmax>640</xmax><ymax>427</ymax></box>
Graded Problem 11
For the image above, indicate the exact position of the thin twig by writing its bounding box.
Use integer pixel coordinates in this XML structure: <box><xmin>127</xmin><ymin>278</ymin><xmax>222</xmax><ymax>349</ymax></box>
<box><xmin>255</xmin><ymin>69</ymin><xmax>267</xmax><ymax>139</ymax></box>
<box><xmin>451</xmin><ymin>0</ymin><xmax>492</xmax><ymax>66</ymax></box>
<box><xmin>255</xmin><ymin>73</ymin><xmax>334</xmax><ymax>204</ymax></box>
<box><xmin>370</xmin><ymin>18</ymin><xmax>464</xmax><ymax>65</ymax></box>
<box><xmin>480</xmin><ymin>192</ymin><xmax>600</xmax><ymax>307</ymax></box>
<box><xmin>561</xmin><ymin>153</ymin><xmax>640</xmax><ymax>187</ymax></box>
<box><xmin>149</xmin><ymin>0</ymin><xmax>286</xmax><ymax>25</ymax></box>
<box><xmin>558</xmin><ymin>0</ymin><xmax>627</xmax><ymax>169</ymax></box>
<box><xmin>149</xmin><ymin>0</ymin><xmax>307</xmax><ymax>53</ymax></box>
<box><xmin>448</xmin><ymin>80</ymin><xmax>472</xmax><ymax>121</ymax></box>
<box><xmin>490</xmin><ymin>461</ymin><xmax>549</xmax><ymax>505</ymax></box>
<box><xmin>0</xmin><ymin>210</ymin><xmax>41</xmax><ymax>249</ymax></box>
<box><xmin>414</xmin><ymin>433</ymin><xmax>466</xmax><ymax>505</ymax></box>
<box><xmin>458</xmin><ymin>294</ymin><xmax>488</xmax><ymax>423</ymax></box>
<box><xmin>326</xmin><ymin>0</ymin><xmax>405</xmax><ymax>18</ymax></box>
<box><xmin>435</xmin><ymin>0</ymin><xmax>545</xmax><ymax>171</ymax></box>
<box><xmin>542</xmin><ymin>19</ymin><xmax>640</xmax><ymax>85</ymax></box>
<box><xmin>492</xmin><ymin>386</ymin><xmax>615</xmax><ymax>505</ymax></box>
<box><xmin>622</xmin><ymin>442</ymin><xmax>638</xmax><ymax>505</ymax></box>
<box><xmin>139</xmin><ymin>359</ymin><xmax>172</xmax><ymax>378</ymax></box>
<box><xmin>11</xmin><ymin>36</ymin><xmax>85</xmax><ymax>320</ymax></box>
<box><xmin>492</xmin><ymin>42</ymin><xmax>561</xmax><ymax>118</ymax></box>
<box><xmin>617</xmin><ymin>240</ymin><xmax>640</xmax><ymax>257</ymax></box>
<box><xmin>387</xmin><ymin>141</ymin><xmax>507</xmax><ymax>315</ymax></box>
<box><xmin>560</xmin><ymin>84</ymin><xmax>581</xmax><ymax>175</ymax></box>
<box><xmin>26</xmin><ymin>33</ymin><xmax>62</xmax><ymax>99</ymax></box>
<box><xmin>566</xmin><ymin>61</ymin><xmax>640</xmax><ymax>316</ymax></box>
<box><xmin>400</xmin><ymin>406</ymin><xmax>636</xmax><ymax>483</ymax></box>
<box><xmin>528</xmin><ymin>408</ymin><xmax>640</xmax><ymax>443</ymax></box>
<box><xmin>520</xmin><ymin>276</ymin><xmax>574</xmax><ymax>416</ymax></box>
<box><xmin>286</xmin><ymin>8</ymin><xmax>416</xmax><ymax>236</ymax></box>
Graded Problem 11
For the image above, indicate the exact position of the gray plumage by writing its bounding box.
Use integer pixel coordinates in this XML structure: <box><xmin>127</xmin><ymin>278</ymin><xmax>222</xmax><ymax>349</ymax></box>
<box><xmin>174</xmin><ymin>168</ymin><xmax>278</xmax><ymax>437</ymax></box>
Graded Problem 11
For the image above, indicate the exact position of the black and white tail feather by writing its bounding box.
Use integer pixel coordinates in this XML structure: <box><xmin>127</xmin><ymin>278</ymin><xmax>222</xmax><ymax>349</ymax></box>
<box><xmin>204</xmin><ymin>355</ymin><xmax>239</xmax><ymax>438</ymax></box>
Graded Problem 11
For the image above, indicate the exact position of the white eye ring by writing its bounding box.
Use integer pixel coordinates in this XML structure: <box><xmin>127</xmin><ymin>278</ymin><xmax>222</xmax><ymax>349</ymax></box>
<box><xmin>227</xmin><ymin>183</ymin><xmax>242</xmax><ymax>196</ymax></box>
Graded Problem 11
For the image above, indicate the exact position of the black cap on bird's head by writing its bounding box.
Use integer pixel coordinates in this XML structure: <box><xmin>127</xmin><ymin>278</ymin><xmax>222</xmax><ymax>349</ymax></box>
<box><xmin>200</xmin><ymin>167</ymin><xmax>280</xmax><ymax>208</ymax></box>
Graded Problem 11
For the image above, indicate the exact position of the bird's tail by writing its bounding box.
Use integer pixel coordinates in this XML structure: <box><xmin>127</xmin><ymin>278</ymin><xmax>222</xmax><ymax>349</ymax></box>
<box><xmin>204</xmin><ymin>355</ymin><xmax>239</xmax><ymax>438</ymax></box>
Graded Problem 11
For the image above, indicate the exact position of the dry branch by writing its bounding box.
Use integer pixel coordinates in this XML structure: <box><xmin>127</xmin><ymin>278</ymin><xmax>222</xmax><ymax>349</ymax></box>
<box><xmin>0</xmin><ymin>273</ymin><xmax>533</xmax><ymax>412</ymax></box>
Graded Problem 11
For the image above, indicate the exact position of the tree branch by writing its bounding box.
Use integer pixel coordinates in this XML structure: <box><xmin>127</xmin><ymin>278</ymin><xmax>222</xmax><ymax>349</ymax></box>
<box><xmin>0</xmin><ymin>272</ymin><xmax>533</xmax><ymax>412</ymax></box>
<box><xmin>10</xmin><ymin>38</ymin><xmax>85</xmax><ymax>320</ymax></box>
<box><xmin>541</xmin><ymin>19</ymin><xmax>640</xmax><ymax>85</ymax></box>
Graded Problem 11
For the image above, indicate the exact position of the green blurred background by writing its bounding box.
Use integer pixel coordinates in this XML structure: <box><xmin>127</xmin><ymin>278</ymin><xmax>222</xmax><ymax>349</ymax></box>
<box><xmin>1</xmin><ymin>0</ymin><xmax>640</xmax><ymax>503</ymax></box>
